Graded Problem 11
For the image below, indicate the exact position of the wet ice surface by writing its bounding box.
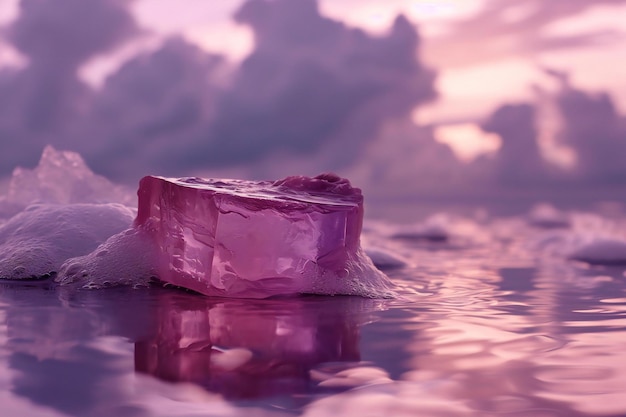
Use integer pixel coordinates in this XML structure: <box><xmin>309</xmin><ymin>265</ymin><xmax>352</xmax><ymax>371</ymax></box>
<box><xmin>130</xmin><ymin>175</ymin><xmax>392</xmax><ymax>298</ymax></box>
<box><xmin>2</xmin><ymin>206</ymin><xmax>626</xmax><ymax>416</ymax></box>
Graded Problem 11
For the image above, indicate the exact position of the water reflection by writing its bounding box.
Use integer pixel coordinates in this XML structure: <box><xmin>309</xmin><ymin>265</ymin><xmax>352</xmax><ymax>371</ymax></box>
<box><xmin>135</xmin><ymin>293</ymin><xmax>374</xmax><ymax>399</ymax></box>
<box><xmin>0</xmin><ymin>285</ymin><xmax>385</xmax><ymax>415</ymax></box>
<box><xmin>3</xmin><ymin>211</ymin><xmax>626</xmax><ymax>416</ymax></box>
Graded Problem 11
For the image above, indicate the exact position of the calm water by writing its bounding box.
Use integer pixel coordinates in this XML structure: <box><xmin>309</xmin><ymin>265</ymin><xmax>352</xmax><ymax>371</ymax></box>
<box><xmin>2</xmin><ymin>208</ymin><xmax>626</xmax><ymax>417</ymax></box>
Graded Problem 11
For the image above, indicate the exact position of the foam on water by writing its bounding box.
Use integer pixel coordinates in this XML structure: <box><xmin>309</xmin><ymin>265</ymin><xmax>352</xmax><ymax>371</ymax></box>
<box><xmin>56</xmin><ymin>226</ymin><xmax>159</xmax><ymax>289</ymax></box>
<box><xmin>0</xmin><ymin>204</ymin><xmax>134</xmax><ymax>280</ymax></box>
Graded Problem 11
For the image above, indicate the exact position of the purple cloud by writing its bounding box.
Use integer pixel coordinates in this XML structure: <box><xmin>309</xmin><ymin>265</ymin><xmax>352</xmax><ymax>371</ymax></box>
<box><xmin>194</xmin><ymin>0</ymin><xmax>437</xmax><ymax>171</ymax></box>
<box><xmin>80</xmin><ymin>37</ymin><xmax>223</xmax><ymax>180</ymax></box>
<box><xmin>0</xmin><ymin>0</ymin><xmax>138</xmax><ymax>175</ymax></box>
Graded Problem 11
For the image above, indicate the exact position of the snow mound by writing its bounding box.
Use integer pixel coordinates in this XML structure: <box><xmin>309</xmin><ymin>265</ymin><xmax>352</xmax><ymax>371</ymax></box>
<box><xmin>0</xmin><ymin>204</ymin><xmax>134</xmax><ymax>280</ymax></box>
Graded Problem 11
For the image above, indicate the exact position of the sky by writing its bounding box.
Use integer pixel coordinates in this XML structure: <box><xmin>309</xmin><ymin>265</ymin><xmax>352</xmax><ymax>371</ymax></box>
<box><xmin>0</xmin><ymin>0</ymin><xmax>625</xmax><ymax>201</ymax></box>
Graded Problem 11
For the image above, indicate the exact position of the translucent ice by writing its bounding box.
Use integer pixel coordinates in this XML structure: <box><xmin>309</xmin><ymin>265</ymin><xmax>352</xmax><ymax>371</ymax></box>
<box><xmin>0</xmin><ymin>204</ymin><xmax>134</xmax><ymax>280</ymax></box>
<box><xmin>0</xmin><ymin>145</ymin><xmax>133</xmax><ymax>218</ymax></box>
<box><xmin>134</xmin><ymin>173</ymin><xmax>393</xmax><ymax>298</ymax></box>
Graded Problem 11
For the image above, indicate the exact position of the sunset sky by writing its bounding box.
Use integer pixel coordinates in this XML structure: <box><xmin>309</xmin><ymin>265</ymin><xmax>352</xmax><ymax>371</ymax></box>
<box><xmin>0</xmin><ymin>0</ymin><xmax>625</xmax><ymax>198</ymax></box>
<box><xmin>3</xmin><ymin>0</ymin><xmax>624</xmax><ymax>122</ymax></box>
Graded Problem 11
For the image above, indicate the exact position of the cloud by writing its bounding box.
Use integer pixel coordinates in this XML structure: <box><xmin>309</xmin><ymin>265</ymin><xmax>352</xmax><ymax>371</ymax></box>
<box><xmin>0</xmin><ymin>0</ymin><xmax>139</xmax><ymax>175</ymax></box>
<box><xmin>0</xmin><ymin>0</ymin><xmax>437</xmax><ymax>183</ymax></box>
<box><xmin>425</xmin><ymin>0</ymin><xmax>626</xmax><ymax>68</ymax></box>
<box><xmin>480</xmin><ymin>102</ymin><xmax>547</xmax><ymax>186</ymax></box>
<box><xmin>79</xmin><ymin>37</ymin><xmax>224</xmax><ymax>180</ymax></box>
<box><xmin>8</xmin><ymin>0</ymin><xmax>137</xmax><ymax>67</ymax></box>
<box><xmin>201</xmin><ymin>0</ymin><xmax>436</xmax><ymax>170</ymax></box>
<box><xmin>477</xmin><ymin>72</ymin><xmax>626</xmax><ymax>191</ymax></box>
<box><xmin>2</xmin><ymin>0</ymin><xmax>626</xmax><ymax>200</ymax></box>
<box><xmin>554</xmin><ymin>79</ymin><xmax>626</xmax><ymax>184</ymax></box>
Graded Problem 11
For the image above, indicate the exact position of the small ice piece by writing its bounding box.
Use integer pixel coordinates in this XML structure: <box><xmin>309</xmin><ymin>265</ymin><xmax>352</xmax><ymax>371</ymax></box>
<box><xmin>0</xmin><ymin>204</ymin><xmax>134</xmax><ymax>280</ymax></box>
<box><xmin>527</xmin><ymin>203</ymin><xmax>570</xmax><ymax>229</ymax></box>
<box><xmin>135</xmin><ymin>173</ymin><xmax>393</xmax><ymax>298</ymax></box>
<box><xmin>391</xmin><ymin>215</ymin><xmax>449</xmax><ymax>242</ymax></box>
<box><xmin>364</xmin><ymin>247</ymin><xmax>407</xmax><ymax>270</ymax></box>
<box><xmin>569</xmin><ymin>238</ymin><xmax>626</xmax><ymax>265</ymax></box>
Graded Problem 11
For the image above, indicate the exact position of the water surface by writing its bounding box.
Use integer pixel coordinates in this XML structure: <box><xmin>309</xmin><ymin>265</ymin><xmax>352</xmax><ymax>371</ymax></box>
<box><xmin>2</xmin><ymin>208</ymin><xmax>626</xmax><ymax>417</ymax></box>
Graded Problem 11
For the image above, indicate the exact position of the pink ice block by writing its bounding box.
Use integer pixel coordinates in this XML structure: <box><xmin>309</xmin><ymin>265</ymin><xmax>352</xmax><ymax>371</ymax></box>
<box><xmin>135</xmin><ymin>173</ymin><xmax>386</xmax><ymax>298</ymax></box>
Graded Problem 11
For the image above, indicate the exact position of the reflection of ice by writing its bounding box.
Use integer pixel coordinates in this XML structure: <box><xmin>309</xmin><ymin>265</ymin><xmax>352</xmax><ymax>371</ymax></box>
<box><xmin>135</xmin><ymin>292</ymin><xmax>382</xmax><ymax>400</ymax></box>
<box><xmin>0</xmin><ymin>286</ymin><xmax>388</xmax><ymax>415</ymax></box>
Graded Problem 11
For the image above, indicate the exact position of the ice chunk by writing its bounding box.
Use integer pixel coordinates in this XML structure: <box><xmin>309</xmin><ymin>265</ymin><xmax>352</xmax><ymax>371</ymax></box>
<box><xmin>0</xmin><ymin>146</ymin><xmax>133</xmax><ymax>217</ymax></box>
<box><xmin>135</xmin><ymin>173</ymin><xmax>393</xmax><ymax>298</ymax></box>
<box><xmin>364</xmin><ymin>247</ymin><xmax>407</xmax><ymax>270</ymax></box>
<box><xmin>0</xmin><ymin>204</ymin><xmax>134</xmax><ymax>280</ymax></box>
<box><xmin>569</xmin><ymin>238</ymin><xmax>626</xmax><ymax>265</ymax></box>
<box><xmin>527</xmin><ymin>203</ymin><xmax>570</xmax><ymax>229</ymax></box>
<box><xmin>391</xmin><ymin>215</ymin><xmax>450</xmax><ymax>242</ymax></box>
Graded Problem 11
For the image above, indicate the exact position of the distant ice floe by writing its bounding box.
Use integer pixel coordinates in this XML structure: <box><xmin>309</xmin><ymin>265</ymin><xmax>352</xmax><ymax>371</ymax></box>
<box><xmin>0</xmin><ymin>145</ymin><xmax>134</xmax><ymax>220</ymax></box>
<box><xmin>569</xmin><ymin>238</ymin><xmax>626</xmax><ymax>265</ymax></box>
<box><xmin>363</xmin><ymin>247</ymin><xmax>408</xmax><ymax>270</ymax></box>
<box><xmin>390</xmin><ymin>214</ymin><xmax>450</xmax><ymax>242</ymax></box>
<box><xmin>519</xmin><ymin>207</ymin><xmax>626</xmax><ymax>266</ymax></box>
<box><xmin>527</xmin><ymin>203</ymin><xmax>571</xmax><ymax>229</ymax></box>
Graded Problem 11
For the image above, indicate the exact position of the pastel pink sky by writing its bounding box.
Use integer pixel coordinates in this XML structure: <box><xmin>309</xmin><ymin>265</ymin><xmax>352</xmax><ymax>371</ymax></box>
<box><xmin>1</xmin><ymin>0</ymin><xmax>625</xmax><ymax>117</ymax></box>
<box><xmin>1</xmin><ymin>0</ymin><xmax>625</xmax><ymax>160</ymax></box>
